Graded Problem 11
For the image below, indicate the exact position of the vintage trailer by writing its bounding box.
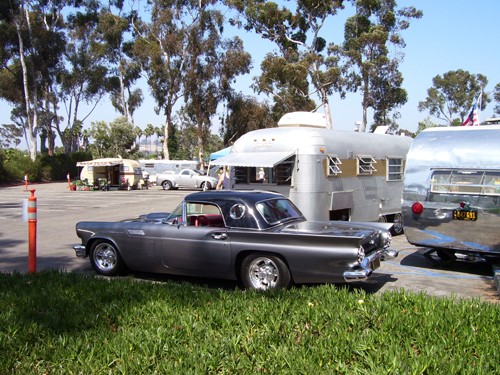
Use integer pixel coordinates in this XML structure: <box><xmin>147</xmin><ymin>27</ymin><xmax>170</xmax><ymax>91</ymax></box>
<box><xmin>402</xmin><ymin>125</ymin><xmax>500</xmax><ymax>260</ymax></box>
<box><xmin>212</xmin><ymin>112</ymin><xmax>412</xmax><ymax>234</ymax></box>
<box><xmin>77</xmin><ymin>158</ymin><xmax>143</xmax><ymax>190</ymax></box>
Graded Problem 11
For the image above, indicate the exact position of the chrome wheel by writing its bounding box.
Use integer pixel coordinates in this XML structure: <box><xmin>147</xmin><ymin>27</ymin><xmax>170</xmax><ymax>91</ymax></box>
<box><xmin>90</xmin><ymin>241</ymin><xmax>124</xmax><ymax>276</ymax></box>
<box><xmin>241</xmin><ymin>254</ymin><xmax>291</xmax><ymax>290</ymax></box>
<box><xmin>391</xmin><ymin>213</ymin><xmax>404</xmax><ymax>235</ymax></box>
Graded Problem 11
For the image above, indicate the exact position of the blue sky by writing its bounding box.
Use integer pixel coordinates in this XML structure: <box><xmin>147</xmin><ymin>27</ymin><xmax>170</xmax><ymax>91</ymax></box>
<box><xmin>1</xmin><ymin>0</ymin><xmax>499</xmax><ymax>145</ymax></box>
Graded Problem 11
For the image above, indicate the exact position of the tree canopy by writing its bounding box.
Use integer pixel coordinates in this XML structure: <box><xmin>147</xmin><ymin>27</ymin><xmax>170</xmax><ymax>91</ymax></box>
<box><xmin>418</xmin><ymin>69</ymin><xmax>490</xmax><ymax>126</ymax></box>
<box><xmin>1</xmin><ymin>1</ymin><xmax>499</xmax><ymax>161</ymax></box>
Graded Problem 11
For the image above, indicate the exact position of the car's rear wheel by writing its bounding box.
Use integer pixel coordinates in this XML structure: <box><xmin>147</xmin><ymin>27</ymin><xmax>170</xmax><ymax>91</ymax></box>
<box><xmin>391</xmin><ymin>213</ymin><xmax>404</xmax><ymax>235</ymax></box>
<box><xmin>240</xmin><ymin>254</ymin><xmax>292</xmax><ymax>290</ymax></box>
<box><xmin>90</xmin><ymin>240</ymin><xmax>125</xmax><ymax>276</ymax></box>
<box><xmin>161</xmin><ymin>180</ymin><xmax>173</xmax><ymax>190</ymax></box>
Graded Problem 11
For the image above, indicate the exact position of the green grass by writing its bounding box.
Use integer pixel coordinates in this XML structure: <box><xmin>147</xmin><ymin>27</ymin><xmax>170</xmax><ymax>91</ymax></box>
<box><xmin>1</xmin><ymin>271</ymin><xmax>498</xmax><ymax>374</ymax></box>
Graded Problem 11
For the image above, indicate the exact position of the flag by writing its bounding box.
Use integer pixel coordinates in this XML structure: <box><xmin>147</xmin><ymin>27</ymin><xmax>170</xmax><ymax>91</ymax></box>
<box><xmin>460</xmin><ymin>92</ymin><xmax>482</xmax><ymax>126</ymax></box>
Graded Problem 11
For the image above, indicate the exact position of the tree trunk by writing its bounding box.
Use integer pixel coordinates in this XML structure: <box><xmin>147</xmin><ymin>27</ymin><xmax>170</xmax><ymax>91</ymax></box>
<box><xmin>16</xmin><ymin>3</ymin><xmax>38</xmax><ymax>161</ymax></box>
<box><xmin>324</xmin><ymin>99</ymin><xmax>333</xmax><ymax>129</ymax></box>
<box><xmin>162</xmin><ymin>118</ymin><xmax>170</xmax><ymax>160</ymax></box>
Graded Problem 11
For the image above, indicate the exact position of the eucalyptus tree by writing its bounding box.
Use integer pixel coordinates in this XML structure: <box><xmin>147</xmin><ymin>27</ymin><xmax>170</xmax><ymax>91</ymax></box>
<box><xmin>226</xmin><ymin>0</ymin><xmax>344</xmax><ymax>128</ymax></box>
<box><xmin>53</xmin><ymin>1</ymin><xmax>116</xmax><ymax>153</ymax></box>
<box><xmin>333</xmin><ymin>0</ymin><xmax>422</xmax><ymax>132</ymax></box>
<box><xmin>220</xmin><ymin>93</ymin><xmax>274</xmax><ymax>146</ymax></box>
<box><xmin>418</xmin><ymin>70</ymin><xmax>490</xmax><ymax>126</ymax></box>
<box><xmin>132</xmin><ymin>0</ymin><xmax>190</xmax><ymax>160</ymax></box>
<box><xmin>0</xmin><ymin>0</ymin><xmax>68</xmax><ymax>160</ymax></box>
<box><xmin>89</xmin><ymin>117</ymin><xmax>135</xmax><ymax>158</ymax></box>
<box><xmin>369</xmin><ymin>59</ymin><xmax>407</xmax><ymax>132</ymax></box>
<box><xmin>494</xmin><ymin>83</ymin><xmax>500</xmax><ymax>116</ymax></box>
<box><xmin>133</xmin><ymin>0</ymin><xmax>250</xmax><ymax>161</ymax></box>
<box><xmin>94</xmin><ymin>3</ymin><xmax>143</xmax><ymax>124</ymax></box>
<box><xmin>181</xmin><ymin>8</ymin><xmax>251</xmax><ymax>163</ymax></box>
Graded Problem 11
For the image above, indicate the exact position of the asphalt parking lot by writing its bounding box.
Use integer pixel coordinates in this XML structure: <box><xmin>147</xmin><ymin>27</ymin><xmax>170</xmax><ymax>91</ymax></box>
<box><xmin>0</xmin><ymin>182</ymin><xmax>498</xmax><ymax>303</ymax></box>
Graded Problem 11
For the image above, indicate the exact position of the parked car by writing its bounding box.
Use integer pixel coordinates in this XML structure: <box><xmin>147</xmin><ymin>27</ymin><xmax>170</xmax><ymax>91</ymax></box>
<box><xmin>73</xmin><ymin>190</ymin><xmax>396</xmax><ymax>290</ymax></box>
<box><xmin>156</xmin><ymin>169</ymin><xmax>218</xmax><ymax>190</ymax></box>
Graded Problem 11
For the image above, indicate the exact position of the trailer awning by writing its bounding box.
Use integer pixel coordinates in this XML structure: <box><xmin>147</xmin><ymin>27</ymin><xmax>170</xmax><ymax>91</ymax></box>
<box><xmin>76</xmin><ymin>160</ymin><xmax>123</xmax><ymax>167</ymax></box>
<box><xmin>210</xmin><ymin>146</ymin><xmax>232</xmax><ymax>161</ymax></box>
<box><xmin>211</xmin><ymin>151</ymin><xmax>295</xmax><ymax>168</ymax></box>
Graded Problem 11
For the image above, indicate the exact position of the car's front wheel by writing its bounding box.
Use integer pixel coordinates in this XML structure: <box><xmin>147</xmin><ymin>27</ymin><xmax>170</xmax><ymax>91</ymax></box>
<box><xmin>240</xmin><ymin>254</ymin><xmax>292</xmax><ymax>290</ymax></box>
<box><xmin>90</xmin><ymin>240</ymin><xmax>125</xmax><ymax>276</ymax></box>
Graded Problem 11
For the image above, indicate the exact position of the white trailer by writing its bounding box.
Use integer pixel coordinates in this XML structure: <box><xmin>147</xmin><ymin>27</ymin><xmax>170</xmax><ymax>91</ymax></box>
<box><xmin>402</xmin><ymin>125</ymin><xmax>500</xmax><ymax>261</ymax></box>
<box><xmin>212</xmin><ymin>112</ymin><xmax>412</xmax><ymax>234</ymax></box>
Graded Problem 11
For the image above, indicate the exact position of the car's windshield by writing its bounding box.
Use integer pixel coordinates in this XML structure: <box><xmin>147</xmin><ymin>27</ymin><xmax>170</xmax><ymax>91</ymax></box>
<box><xmin>165</xmin><ymin>203</ymin><xmax>183</xmax><ymax>224</ymax></box>
<box><xmin>255</xmin><ymin>198</ymin><xmax>303</xmax><ymax>225</ymax></box>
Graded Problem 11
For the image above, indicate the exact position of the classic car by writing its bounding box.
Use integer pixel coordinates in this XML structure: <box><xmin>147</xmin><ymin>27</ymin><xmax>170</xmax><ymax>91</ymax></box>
<box><xmin>73</xmin><ymin>190</ymin><xmax>397</xmax><ymax>290</ymax></box>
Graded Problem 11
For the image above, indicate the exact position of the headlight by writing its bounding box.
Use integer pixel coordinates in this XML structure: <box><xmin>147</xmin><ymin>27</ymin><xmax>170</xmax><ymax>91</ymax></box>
<box><xmin>357</xmin><ymin>246</ymin><xmax>365</xmax><ymax>263</ymax></box>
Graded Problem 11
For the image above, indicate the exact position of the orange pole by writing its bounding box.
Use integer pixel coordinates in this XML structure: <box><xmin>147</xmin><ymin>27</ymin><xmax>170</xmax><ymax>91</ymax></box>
<box><xmin>27</xmin><ymin>189</ymin><xmax>37</xmax><ymax>273</ymax></box>
<box><xmin>67</xmin><ymin>173</ymin><xmax>71</xmax><ymax>189</ymax></box>
<box><xmin>24</xmin><ymin>175</ymin><xmax>28</xmax><ymax>191</ymax></box>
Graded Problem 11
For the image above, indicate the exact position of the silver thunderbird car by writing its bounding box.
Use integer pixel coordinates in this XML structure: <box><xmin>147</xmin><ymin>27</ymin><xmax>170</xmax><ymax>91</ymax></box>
<box><xmin>73</xmin><ymin>190</ymin><xmax>397</xmax><ymax>290</ymax></box>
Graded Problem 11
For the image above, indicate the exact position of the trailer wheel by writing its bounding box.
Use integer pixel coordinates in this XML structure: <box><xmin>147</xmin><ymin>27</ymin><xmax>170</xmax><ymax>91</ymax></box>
<box><xmin>161</xmin><ymin>180</ymin><xmax>173</xmax><ymax>190</ymax></box>
<box><xmin>391</xmin><ymin>213</ymin><xmax>404</xmax><ymax>236</ymax></box>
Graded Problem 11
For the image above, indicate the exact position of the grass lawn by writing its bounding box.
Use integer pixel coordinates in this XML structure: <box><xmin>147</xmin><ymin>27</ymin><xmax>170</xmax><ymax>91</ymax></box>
<box><xmin>1</xmin><ymin>271</ymin><xmax>498</xmax><ymax>374</ymax></box>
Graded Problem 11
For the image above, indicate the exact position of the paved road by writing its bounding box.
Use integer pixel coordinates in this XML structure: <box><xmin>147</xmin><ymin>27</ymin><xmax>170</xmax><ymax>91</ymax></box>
<box><xmin>0</xmin><ymin>182</ymin><xmax>497</xmax><ymax>302</ymax></box>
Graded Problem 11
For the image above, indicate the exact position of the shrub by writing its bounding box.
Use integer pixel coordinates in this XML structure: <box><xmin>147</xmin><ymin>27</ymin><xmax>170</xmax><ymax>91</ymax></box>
<box><xmin>0</xmin><ymin>149</ymin><xmax>92</xmax><ymax>183</ymax></box>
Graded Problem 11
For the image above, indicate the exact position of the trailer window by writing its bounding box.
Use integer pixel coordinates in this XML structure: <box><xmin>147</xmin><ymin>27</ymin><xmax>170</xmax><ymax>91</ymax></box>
<box><xmin>327</xmin><ymin>155</ymin><xmax>342</xmax><ymax>176</ymax></box>
<box><xmin>430</xmin><ymin>170</ymin><xmax>500</xmax><ymax>196</ymax></box>
<box><xmin>387</xmin><ymin>158</ymin><xmax>403</xmax><ymax>181</ymax></box>
<box><xmin>357</xmin><ymin>155</ymin><xmax>377</xmax><ymax>175</ymax></box>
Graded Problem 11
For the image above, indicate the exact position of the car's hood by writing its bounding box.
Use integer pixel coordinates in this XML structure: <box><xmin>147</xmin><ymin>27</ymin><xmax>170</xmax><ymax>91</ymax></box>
<box><xmin>123</xmin><ymin>212</ymin><xmax>171</xmax><ymax>223</ymax></box>
<box><xmin>280</xmin><ymin>220</ymin><xmax>392</xmax><ymax>238</ymax></box>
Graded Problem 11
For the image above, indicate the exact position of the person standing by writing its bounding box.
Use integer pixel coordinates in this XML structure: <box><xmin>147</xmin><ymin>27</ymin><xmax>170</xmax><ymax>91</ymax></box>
<box><xmin>257</xmin><ymin>168</ymin><xmax>265</xmax><ymax>183</ymax></box>
<box><xmin>216</xmin><ymin>167</ymin><xmax>231</xmax><ymax>190</ymax></box>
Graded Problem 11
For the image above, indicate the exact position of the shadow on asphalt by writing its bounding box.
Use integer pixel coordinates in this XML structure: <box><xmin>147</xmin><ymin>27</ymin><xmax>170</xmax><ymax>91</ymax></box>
<box><xmin>400</xmin><ymin>249</ymin><xmax>494</xmax><ymax>277</ymax></box>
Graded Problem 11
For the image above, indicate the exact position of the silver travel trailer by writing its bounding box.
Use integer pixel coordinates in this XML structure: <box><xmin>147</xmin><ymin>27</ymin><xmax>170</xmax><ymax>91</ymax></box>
<box><xmin>402</xmin><ymin>125</ymin><xmax>500</xmax><ymax>260</ymax></box>
<box><xmin>212</xmin><ymin>112</ymin><xmax>412</xmax><ymax>234</ymax></box>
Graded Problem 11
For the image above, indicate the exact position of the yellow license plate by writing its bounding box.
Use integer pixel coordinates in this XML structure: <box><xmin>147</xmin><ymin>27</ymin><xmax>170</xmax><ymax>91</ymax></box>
<box><xmin>452</xmin><ymin>209</ymin><xmax>477</xmax><ymax>221</ymax></box>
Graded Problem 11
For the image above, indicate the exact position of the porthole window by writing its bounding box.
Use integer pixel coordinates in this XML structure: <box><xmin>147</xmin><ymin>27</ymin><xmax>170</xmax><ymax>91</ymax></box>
<box><xmin>229</xmin><ymin>204</ymin><xmax>246</xmax><ymax>219</ymax></box>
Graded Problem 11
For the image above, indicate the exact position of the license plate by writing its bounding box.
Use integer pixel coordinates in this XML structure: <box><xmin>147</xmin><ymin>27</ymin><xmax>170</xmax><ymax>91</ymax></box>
<box><xmin>371</xmin><ymin>256</ymin><xmax>381</xmax><ymax>270</ymax></box>
<box><xmin>453</xmin><ymin>209</ymin><xmax>477</xmax><ymax>221</ymax></box>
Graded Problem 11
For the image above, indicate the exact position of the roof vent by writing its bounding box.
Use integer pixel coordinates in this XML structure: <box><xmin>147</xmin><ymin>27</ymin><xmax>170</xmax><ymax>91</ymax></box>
<box><xmin>277</xmin><ymin>111</ymin><xmax>327</xmax><ymax>128</ymax></box>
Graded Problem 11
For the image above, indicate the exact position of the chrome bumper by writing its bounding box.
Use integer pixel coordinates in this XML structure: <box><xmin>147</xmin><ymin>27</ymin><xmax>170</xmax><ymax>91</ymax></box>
<box><xmin>73</xmin><ymin>245</ymin><xmax>87</xmax><ymax>258</ymax></box>
<box><xmin>343</xmin><ymin>249</ymin><xmax>398</xmax><ymax>282</ymax></box>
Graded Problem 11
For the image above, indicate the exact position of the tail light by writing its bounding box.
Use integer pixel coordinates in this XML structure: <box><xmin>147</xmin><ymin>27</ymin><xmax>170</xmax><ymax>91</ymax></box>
<box><xmin>411</xmin><ymin>202</ymin><xmax>424</xmax><ymax>215</ymax></box>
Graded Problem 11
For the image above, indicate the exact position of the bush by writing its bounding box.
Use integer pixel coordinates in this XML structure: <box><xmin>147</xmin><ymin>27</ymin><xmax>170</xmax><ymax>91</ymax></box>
<box><xmin>0</xmin><ymin>148</ymin><xmax>33</xmax><ymax>183</ymax></box>
<box><xmin>0</xmin><ymin>149</ymin><xmax>92</xmax><ymax>183</ymax></box>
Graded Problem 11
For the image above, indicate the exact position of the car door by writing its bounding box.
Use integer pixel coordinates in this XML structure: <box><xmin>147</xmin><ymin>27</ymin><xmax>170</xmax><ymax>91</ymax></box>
<box><xmin>177</xmin><ymin>170</ymin><xmax>195</xmax><ymax>188</ymax></box>
<box><xmin>158</xmin><ymin>202</ymin><xmax>231</xmax><ymax>275</ymax></box>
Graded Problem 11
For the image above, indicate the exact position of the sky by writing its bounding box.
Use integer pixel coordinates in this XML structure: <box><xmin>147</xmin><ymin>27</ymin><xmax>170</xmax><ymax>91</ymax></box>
<box><xmin>1</xmin><ymin>0</ymin><xmax>499</xmax><ymax>148</ymax></box>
